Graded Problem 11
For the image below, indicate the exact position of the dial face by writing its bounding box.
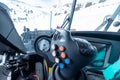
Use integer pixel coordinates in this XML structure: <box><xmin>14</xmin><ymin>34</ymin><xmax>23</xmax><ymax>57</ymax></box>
<box><xmin>38</xmin><ymin>39</ymin><xmax>50</xmax><ymax>52</ymax></box>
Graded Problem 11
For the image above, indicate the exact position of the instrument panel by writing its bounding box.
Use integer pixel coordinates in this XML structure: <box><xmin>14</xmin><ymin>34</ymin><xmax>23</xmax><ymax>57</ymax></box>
<box><xmin>34</xmin><ymin>34</ymin><xmax>54</xmax><ymax>67</ymax></box>
<box><xmin>34</xmin><ymin>36</ymin><xmax>51</xmax><ymax>58</ymax></box>
<box><xmin>37</xmin><ymin>38</ymin><xmax>50</xmax><ymax>53</ymax></box>
<box><xmin>32</xmin><ymin>30</ymin><xmax>120</xmax><ymax>68</ymax></box>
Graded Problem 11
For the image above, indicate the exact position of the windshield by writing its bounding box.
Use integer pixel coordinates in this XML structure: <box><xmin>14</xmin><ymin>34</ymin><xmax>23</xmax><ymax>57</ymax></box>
<box><xmin>0</xmin><ymin>0</ymin><xmax>120</xmax><ymax>35</ymax></box>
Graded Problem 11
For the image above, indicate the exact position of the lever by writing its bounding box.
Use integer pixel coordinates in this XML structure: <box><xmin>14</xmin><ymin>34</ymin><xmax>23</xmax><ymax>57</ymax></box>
<box><xmin>49</xmin><ymin>29</ymin><xmax>97</xmax><ymax>79</ymax></box>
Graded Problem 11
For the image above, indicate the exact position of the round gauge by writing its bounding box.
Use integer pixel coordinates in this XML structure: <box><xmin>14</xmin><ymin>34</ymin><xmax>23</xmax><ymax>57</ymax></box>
<box><xmin>37</xmin><ymin>39</ymin><xmax>50</xmax><ymax>52</ymax></box>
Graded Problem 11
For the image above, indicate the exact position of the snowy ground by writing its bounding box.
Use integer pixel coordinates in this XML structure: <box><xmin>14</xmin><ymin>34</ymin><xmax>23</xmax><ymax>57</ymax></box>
<box><xmin>0</xmin><ymin>0</ymin><xmax>120</xmax><ymax>35</ymax></box>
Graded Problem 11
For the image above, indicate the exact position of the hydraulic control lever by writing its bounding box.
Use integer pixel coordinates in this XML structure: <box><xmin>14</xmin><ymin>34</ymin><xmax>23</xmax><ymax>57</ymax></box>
<box><xmin>49</xmin><ymin>0</ymin><xmax>97</xmax><ymax>79</ymax></box>
<box><xmin>50</xmin><ymin>29</ymin><xmax>97</xmax><ymax>79</ymax></box>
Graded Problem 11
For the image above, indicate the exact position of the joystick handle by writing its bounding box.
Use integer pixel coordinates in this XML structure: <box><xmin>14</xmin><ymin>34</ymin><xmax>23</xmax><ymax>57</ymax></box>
<box><xmin>50</xmin><ymin>29</ymin><xmax>97</xmax><ymax>79</ymax></box>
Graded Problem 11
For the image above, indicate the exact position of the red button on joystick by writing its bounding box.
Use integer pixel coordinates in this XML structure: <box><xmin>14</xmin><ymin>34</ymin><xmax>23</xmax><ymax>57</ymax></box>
<box><xmin>61</xmin><ymin>52</ymin><xmax>66</xmax><ymax>59</ymax></box>
<box><xmin>59</xmin><ymin>46</ymin><xmax>65</xmax><ymax>52</ymax></box>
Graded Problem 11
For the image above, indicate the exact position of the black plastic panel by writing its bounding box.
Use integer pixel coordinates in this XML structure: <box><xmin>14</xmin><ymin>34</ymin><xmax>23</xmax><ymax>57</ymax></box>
<box><xmin>0</xmin><ymin>10</ymin><xmax>13</xmax><ymax>38</ymax></box>
<box><xmin>71</xmin><ymin>31</ymin><xmax>120</xmax><ymax>64</ymax></box>
<box><xmin>0</xmin><ymin>5</ymin><xmax>26</xmax><ymax>53</ymax></box>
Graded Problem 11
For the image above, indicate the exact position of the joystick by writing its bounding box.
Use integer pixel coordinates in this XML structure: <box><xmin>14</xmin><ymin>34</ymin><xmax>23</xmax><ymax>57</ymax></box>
<box><xmin>49</xmin><ymin>29</ymin><xmax>97</xmax><ymax>79</ymax></box>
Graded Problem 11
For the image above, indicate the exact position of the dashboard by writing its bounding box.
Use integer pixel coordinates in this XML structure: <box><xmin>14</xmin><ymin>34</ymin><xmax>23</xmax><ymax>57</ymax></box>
<box><xmin>23</xmin><ymin>30</ymin><xmax>120</xmax><ymax>69</ymax></box>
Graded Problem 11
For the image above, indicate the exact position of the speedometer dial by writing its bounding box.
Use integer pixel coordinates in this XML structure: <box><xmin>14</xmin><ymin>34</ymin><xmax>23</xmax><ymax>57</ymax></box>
<box><xmin>38</xmin><ymin>39</ymin><xmax>50</xmax><ymax>52</ymax></box>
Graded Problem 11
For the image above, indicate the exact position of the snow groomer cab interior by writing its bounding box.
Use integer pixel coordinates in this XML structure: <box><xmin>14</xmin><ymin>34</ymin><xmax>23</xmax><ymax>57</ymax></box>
<box><xmin>0</xmin><ymin>0</ymin><xmax>120</xmax><ymax>80</ymax></box>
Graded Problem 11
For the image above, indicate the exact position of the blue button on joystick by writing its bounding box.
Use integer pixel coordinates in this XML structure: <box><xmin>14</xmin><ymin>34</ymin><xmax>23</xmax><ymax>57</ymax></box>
<box><xmin>59</xmin><ymin>63</ymin><xmax>65</xmax><ymax>69</ymax></box>
<box><xmin>65</xmin><ymin>58</ymin><xmax>70</xmax><ymax>65</ymax></box>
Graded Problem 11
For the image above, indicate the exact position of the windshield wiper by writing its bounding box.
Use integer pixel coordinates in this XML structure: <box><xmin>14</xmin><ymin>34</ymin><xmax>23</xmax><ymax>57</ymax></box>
<box><xmin>95</xmin><ymin>15</ymin><xmax>111</xmax><ymax>31</ymax></box>
<box><xmin>95</xmin><ymin>5</ymin><xmax>120</xmax><ymax>31</ymax></box>
<box><xmin>61</xmin><ymin>0</ymin><xmax>77</xmax><ymax>30</ymax></box>
<box><xmin>104</xmin><ymin>5</ymin><xmax>120</xmax><ymax>31</ymax></box>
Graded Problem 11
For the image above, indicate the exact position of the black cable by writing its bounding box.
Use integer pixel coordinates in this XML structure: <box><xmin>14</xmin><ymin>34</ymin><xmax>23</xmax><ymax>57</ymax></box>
<box><xmin>48</xmin><ymin>64</ymin><xmax>57</xmax><ymax>80</ymax></box>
